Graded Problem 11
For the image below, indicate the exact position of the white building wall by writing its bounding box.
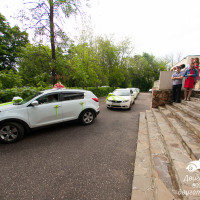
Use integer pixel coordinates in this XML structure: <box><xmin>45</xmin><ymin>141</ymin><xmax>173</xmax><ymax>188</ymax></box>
<box><xmin>158</xmin><ymin>71</ymin><xmax>185</xmax><ymax>90</ymax></box>
<box><xmin>173</xmin><ymin>55</ymin><xmax>200</xmax><ymax>68</ymax></box>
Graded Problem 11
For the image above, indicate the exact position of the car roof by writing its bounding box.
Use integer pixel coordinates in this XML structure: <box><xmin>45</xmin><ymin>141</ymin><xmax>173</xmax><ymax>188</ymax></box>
<box><xmin>41</xmin><ymin>89</ymin><xmax>88</xmax><ymax>94</ymax></box>
<box><xmin>115</xmin><ymin>88</ymin><xmax>130</xmax><ymax>91</ymax></box>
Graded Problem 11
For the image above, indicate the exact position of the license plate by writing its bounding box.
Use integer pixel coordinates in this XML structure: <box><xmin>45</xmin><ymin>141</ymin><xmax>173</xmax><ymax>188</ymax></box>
<box><xmin>112</xmin><ymin>103</ymin><xmax>120</xmax><ymax>106</ymax></box>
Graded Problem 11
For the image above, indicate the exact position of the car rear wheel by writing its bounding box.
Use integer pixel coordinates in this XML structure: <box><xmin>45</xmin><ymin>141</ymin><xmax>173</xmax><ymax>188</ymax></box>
<box><xmin>80</xmin><ymin>110</ymin><xmax>95</xmax><ymax>125</ymax></box>
<box><xmin>0</xmin><ymin>122</ymin><xmax>24</xmax><ymax>144</ymax></box>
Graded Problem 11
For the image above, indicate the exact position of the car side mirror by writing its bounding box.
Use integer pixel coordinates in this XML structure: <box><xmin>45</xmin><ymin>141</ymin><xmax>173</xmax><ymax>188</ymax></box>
<box><xmin>31</xmin><ymin>100</ymin><xmax>39</xmax><ymax>106</ymax></box>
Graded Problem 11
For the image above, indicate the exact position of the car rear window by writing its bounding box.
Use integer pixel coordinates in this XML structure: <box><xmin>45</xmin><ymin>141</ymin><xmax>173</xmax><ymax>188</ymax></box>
<box><xmin>61</xmin><ymin>93</ymin><xmax>84</xmax><ymax>101</ymax></box>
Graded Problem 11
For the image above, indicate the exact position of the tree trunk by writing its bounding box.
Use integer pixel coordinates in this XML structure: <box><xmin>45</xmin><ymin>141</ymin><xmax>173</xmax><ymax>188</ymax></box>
<box><xmin>49</xmin><ymin>0</ymin><xmax>56</xmax><ymax>85</ymax></box>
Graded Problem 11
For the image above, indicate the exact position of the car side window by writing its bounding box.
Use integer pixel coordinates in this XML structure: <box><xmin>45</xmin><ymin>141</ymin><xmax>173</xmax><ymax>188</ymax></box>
<box><xmin>37</xmin><ymin>94</ymin><xmax>59</xmax><ymax>104</ymax></box>
<box><xmin>61</xmin><ymin>93</ymin><xmax>84</xmax><ymax>101</ymax></box>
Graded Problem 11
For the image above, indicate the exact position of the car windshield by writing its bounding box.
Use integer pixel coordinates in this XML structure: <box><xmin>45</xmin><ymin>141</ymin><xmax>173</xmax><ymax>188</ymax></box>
<box><xmin>19</xmin><ymin>92</ymin><xmax>43</xmax><ymax>105</ymax></box>
<box><xmin>113</xmin><ymin>90</ymin><xmax>130</xmax><ymax>96</ymax></box>
<box><xmin>131</xmin><ymin>89</ymin><xmax>136</xmax><ymax>92</ymax></box>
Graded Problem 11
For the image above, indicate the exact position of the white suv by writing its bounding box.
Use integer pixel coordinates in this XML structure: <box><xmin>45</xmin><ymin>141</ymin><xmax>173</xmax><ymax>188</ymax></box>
<box><xmin>0</xmin><ymin>89</ymin><xmax>100</xmax><ymax>143</ymax></box>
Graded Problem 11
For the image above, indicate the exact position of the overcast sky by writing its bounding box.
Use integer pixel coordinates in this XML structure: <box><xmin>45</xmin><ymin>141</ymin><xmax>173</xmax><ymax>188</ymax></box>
<box><xmin>1</xmin><ymin>0</ymin><xmax>200</xmax><ymax>59</ymax></box>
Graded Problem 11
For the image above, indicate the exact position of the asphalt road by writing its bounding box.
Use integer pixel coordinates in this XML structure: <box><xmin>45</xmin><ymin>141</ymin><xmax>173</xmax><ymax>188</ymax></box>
<box><xmin>0</xmin><ymin>93</ymin><xmax>152</xmax><ymax>200</ymax></box>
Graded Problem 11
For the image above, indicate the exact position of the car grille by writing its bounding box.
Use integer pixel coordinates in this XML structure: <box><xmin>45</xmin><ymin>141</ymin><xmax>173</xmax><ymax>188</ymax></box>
<box><xmin>109</xmin><ymin>100</ymin><xmax>122</xmax><ymax>103</ymax></box>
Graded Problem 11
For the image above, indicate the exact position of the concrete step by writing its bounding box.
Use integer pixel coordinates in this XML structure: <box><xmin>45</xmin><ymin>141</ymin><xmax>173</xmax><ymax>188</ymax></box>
<box><xmin>181</xmin><ymin>100</ymin><xmax>200</xmax><ymax>111</ymax></box>
<box><xmin>165</xmin><ymin>104</ymin><xmax>200</xmax><ymax>139</ymax></box>
<box><xmin>152</xmin><ymin>108</ymin><xmax>200</xmax><ymax>199</ymax></box>
<box><xmin>159</xmin><ymin>106</ymin><xmax>200</xmax><ymax>160</ymax></box>
<box><xmin>190</xmin><ymin>97</ymin><xmax>200</xmax><ymax>102</ymax></box>
<box><xmin>172</xmin><ymin>103</ymin><xmax>200</xmax><ymax>123</ymax></box>
<box><xmin>146</xmin><ymin>110</ymin><xmax>178</xmax><ymax>199</ymax></box>
<box><xmin>131</xmin><ymin>112</ymin><xmax>154</xmax><ymax>200</ymax></box>
<box><xmin>194</xmin><ymin>94</ymin><xmax>200</xmax><ymax>98</ymax></box>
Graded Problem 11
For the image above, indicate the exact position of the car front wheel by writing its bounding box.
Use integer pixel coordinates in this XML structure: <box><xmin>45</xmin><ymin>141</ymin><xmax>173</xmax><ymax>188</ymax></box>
<box><xmin>0</xmin><ymin>122</ymin><xmax>24</xmax><ymax>144</ymax></box>
<box><xmin>128</xmin><ymin>102</ymin><xmax>132</xmax><ymax>110</ymax></box>
<box><xmin>80</xmin><ymin>110</ymin><xmax>95</xmax><ymax>125</ymax></box>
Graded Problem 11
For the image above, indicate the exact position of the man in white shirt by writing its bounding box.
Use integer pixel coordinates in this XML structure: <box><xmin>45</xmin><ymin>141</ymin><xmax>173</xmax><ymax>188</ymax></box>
<box><xmin>171</xmin><ymin>66</ymin><xmax>184</xmax><ymax>103</ymax></box>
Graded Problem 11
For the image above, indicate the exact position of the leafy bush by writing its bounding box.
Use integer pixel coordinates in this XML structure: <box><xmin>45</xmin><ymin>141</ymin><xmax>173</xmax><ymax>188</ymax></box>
<box><xmin>87</xmin><ymin>87</ymin><xmax>116</xmax><ymax>97</ymax></box>
<box><xmin>0</xmin><ymin>87</ymin><xmax>50</xmax><ymax>103</ymax></box>
<box><xmin>0</xmin><ymin>86</ymin><xmax>116</xmax><ymax>103</ymax></box>
<box><xmin>0</xmin><ymin>70</ymin><xmax>23</xmax><ymax>89</ymax></box>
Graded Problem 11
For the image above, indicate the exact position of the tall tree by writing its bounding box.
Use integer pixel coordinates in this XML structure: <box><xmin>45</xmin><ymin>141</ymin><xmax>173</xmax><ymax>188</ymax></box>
<box><xmin>20</xmin><ymin>0</ymin><xmax>88</xmax><ymax>84</ymax></box>
<box><xmin>94</xmin><ymin>37</ymin><xmax>125</xmax><ymax>87</ymax></box>
<box><xmin>18</xmin><ymin>43</ymin><xmax>69</xmax><ymax>87</ymax></box>
<box><xmin>0</xmin><ymin>13</ymin><xmax>28</xmax><ymax>70</ymax></box>
<box><xmin>165</xmin><ymin>52</ymin><xmax>183</xmax><ymax>70</ymax></box>
<box><xmin>129</xmin><ymin>53</ymin><xmax>168</xmax><ymax>91</ymax></box>
<box><xmin>18</xmin><ymin>43</ymin><xmax>52</xmax><ymax>87</ymax></box>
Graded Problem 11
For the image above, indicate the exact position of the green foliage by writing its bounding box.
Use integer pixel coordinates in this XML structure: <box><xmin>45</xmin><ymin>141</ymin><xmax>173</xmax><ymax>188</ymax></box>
<box><xmin>19</xmin><ymin>0</ymin><xmax>85</xmax><ymax>84</ymax></box>
<box><xmin>16</xmin><ymin>38</ymin><xmax>167</xmax><ymax>92</ymax></box>
<box><xmin>0</xmin><ymin>87</ymin><xmax>51</xmax><ymax>103</ymax></box>
<box><xmin>0</xmin><ymin>86</ymin><xmax>116</xmax><ymax>103</ymax></box>
<box><xmin>87</xmin><ymin>87</ymin><xmax>116</xmax><ymax>97</ymax></box>
<box><xmin>18</xmin><ymin>43</ymin><xmax>52</xmax><ymax>87</ymax></box>
<box><xmin>128</xmin><ymin>53</ymin><xmax>167</xmax><ymax>91</ymax></box>
<box><xmin>66</xmin><ymin>42</ymin><xmax>102</xmax><ymax>87</ymax></box>
<box><xmin>18</xmin><ymin>44</ymin><xmax>74</xmax><ymax>87</ymax></box>
<box><xmin>66</xmin><ymin>36</ymin><xmax>132</xmax><ymax>88</ymax></box>
<box><xmin>0</xmin><ymin>70</ymin><xmax>23</xmax><ymax>89</ymax></box>
<box><xmin>0</xmin><ymin>13</ymin><xmax>28</xmax><ymax>70</ymax></box>
<box><xmin>0</xmin><ymin>13</ymin><xmax>168</xmax><ymax>92</ymax></box>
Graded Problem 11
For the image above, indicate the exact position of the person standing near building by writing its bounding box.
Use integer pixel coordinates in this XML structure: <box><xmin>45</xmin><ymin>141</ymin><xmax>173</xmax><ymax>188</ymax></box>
<box><xmin>184</xmin><ymin>62</ymin><xmax>198</xmax><ymax>100</ymax></box>
<box><xmin>171</xmin><ymin>66</ymin><xmax>184</xmax><ymax>103</ymax></box>
<box><xmin>182</xmin><ymin>58</ymin><xmax>194</xmax><ymax>72</ymax></box>
<box><xmin>194</xmin><ymin>57</ymin><xmax>200</xmax><ymax>89</ymax></box>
